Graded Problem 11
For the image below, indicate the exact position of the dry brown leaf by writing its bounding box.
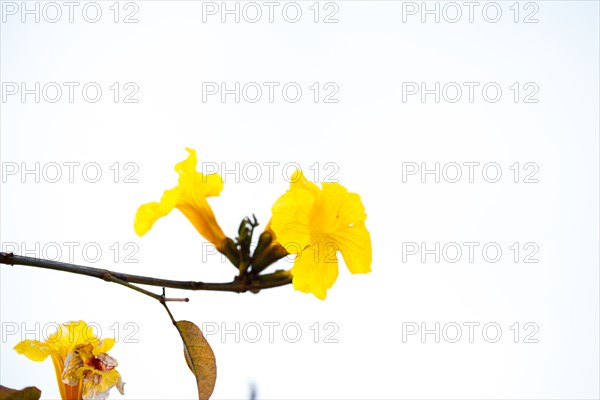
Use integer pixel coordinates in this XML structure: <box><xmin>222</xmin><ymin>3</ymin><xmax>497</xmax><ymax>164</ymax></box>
<box><xmin>174</xmin><ymin>321</ymin><xmax>217</xmax><ymax>400</ymax></box>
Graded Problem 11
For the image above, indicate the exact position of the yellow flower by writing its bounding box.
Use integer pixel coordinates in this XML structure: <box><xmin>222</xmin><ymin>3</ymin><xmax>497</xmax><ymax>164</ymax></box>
<box><xmin>134</xmin><ymin>148</ymin><xmax>228</xmax><ymax>251</ymax></box>
<box><xmin>270</xmin><ymin>170</ymin><xmax>372</xmax><ymax>299</ymax></box>
<box><xmin>14</xmin><ymin>321</ymin><xmax>125</xmax><ymax>400</ymax></box>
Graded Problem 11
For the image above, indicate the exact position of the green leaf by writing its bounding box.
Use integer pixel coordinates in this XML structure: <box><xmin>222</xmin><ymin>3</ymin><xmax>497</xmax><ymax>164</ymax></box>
<box><xmin>0</xmin><ymin>385</ymin><xmax>41</xmax><ymax>400</ymax></box>
<box><xmin>174</xmin><ymin>321</ymin><xmax>217</xmax><ymax>400</ymax></box>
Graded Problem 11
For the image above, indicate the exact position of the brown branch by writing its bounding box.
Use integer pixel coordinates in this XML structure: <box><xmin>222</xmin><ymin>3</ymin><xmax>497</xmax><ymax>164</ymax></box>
<box><xmin>0</xmin><ymin>252</ymin><xmax>293</xmax><ymax>293</ymax></box>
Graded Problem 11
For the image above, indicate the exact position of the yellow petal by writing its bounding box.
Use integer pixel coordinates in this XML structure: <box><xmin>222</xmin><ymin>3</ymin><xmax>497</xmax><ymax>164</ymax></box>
<box><xmin>291</xmin><ymin>241</ymin><xmax>339</xmax><ymax>300</ymax></box>
<box><xmin>271</xmin><ymin>188</ymin><xmax>315</xmax><ymax>253</ymax></box>
<box><xmin>331</xmin><ymin>222</ymin><xmax>372</xmax><ymax>274</ymax></box>
<box><xmin>312</xmin><ymin>183</ymin><xmax>367</xmax><ymax>233</ymax></box>
<box><xmin>53</xmin><ymin>321</ymin><xmax>99</xmax><ymax>352</ymax></box>
<box><xmin>93</xmin><ymin>338</ymin><xmax>115</xmax><ymax>356</ymax></box>
<box><xmin>80</xmin><ymin>368</ymin><xmax>124</xmax><ymax>400</ymax></box>
<box><xmin>14</xmin><ymin>339</ymin><xmax>52</xmax><ymax>362</ymax></box>
<box><xmin>134</xmin><ymin>187</ymin><xmax>180</xmax><ymax>236</ymax></box>
<box><xmin>176</xmin><ymin>148</ymin><xmax>223</xmax><ymax>198</ymax></box>
<box><xmin>289</xmin><ymin>170</ymin><xmax>320</xmax><ymax>196</ymax></box>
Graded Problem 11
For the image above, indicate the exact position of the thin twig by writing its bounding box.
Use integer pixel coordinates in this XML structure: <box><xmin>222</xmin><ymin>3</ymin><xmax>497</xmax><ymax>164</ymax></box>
<box><xmin>0</xmin><ymin>253</ymin><xmax>292</xmax><ymax>293</ymax></box>
<box><xmin>107</xmin><ymin>274</ymin><xmax>189</xmax><ymax>302</ymax></box>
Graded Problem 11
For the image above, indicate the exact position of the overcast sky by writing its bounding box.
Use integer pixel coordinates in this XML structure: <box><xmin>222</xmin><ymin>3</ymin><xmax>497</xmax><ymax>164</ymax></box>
<box><xmin>1</xmin><ymin>1</ymin><xmax>599</xmax><ymax>399</ymax></box>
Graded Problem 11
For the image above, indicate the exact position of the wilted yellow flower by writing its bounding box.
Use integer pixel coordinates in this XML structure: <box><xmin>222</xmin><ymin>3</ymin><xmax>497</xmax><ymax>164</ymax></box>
<box><xmin>134</xmin><ymin>148</ymin><xmax>228</xmax><ymax>250</ymax></box>
<box><xmin>271</xmin><ymin>170</ymin><xmax>372</xmax><ymax>299</ymax></box>
<box><xmin>62</xmin><ymin>343</ymin><xmax>123</xmax><ymax>400</ymax></box>
<box><xmin>14</xmin><ymin>320</ymin><xmax>124</xmax><ymax>400</ymax></box>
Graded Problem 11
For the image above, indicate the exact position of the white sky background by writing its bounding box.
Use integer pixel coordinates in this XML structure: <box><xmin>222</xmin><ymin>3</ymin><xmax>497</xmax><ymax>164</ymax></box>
<box><xmin>1</xmin><ymin>1</ymin><xmax>599</xmax><ymax>399</ymax></box>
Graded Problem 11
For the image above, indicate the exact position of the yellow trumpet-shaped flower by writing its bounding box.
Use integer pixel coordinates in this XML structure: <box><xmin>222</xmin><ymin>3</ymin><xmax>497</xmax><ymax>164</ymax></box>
<box><xmin>14</xmin><ymin>321</ymin><xmax>125</xmax><ymax>400</ymax></box>
<box><xmin>271</xmin><ymin>170</ymin><xmax>372</xmax><ymax>299</ymax></box>
<box><xmin>134</xmin><ymin>148</ymin><xmax>228</xmax><ymax>250</ymax></box>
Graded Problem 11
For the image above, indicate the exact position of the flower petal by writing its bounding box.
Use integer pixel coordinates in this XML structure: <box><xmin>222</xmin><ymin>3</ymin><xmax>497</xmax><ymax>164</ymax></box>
<box><xmin>331</xmin><ymin>222</ymin><xmax>372</xmax><ymax>274</ymax></box>
<box><xmin>62</xmin><ymin>349</ymin><xmax>84</xmax><ymax>386</ymax></box>
<box><xmin>93</xmin><ymin>338</ymin><xmax>115</xmax><ymax>356</ymax></box>
<box><xmin>80</xmin><ymin>368</ymin><xmax>124</xmax><ymax>400</ymax></box>
<box><xmin>314</xmin><ymin>183</ymin><xmax>367</xmax><ymax>233</ymax></box>
<box><xmin>176</xmin><ymin>148</ymin><xmax>223</xmax><ymax>198</ymax></box>
<box><xmin>55</xmin><ymin>321</ymin><xmax>99</xmax><ymax>350</ymax></box>
<box><xmin>289</xmin><ymin>170</ymin><xmax>320</xmax><ymax>196</ymax></box>
<box><xmin>291</xmin><ymin>242</ymin><xmax>339</xmax><ymax>300</ymax></box>
<box><xmin>13</xmin><ymin>339</ymin><xmax>52</xmax><ymax>362</ymax></box>
<box><xmin>134</xmin><ymin>187</ymin><xmax>180</xmax><ymax>236</ymax></box>
<box><xmin>271</xmin><ymin>188</ymin><xmax>315</xmax><ymax>253</ymax></box>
